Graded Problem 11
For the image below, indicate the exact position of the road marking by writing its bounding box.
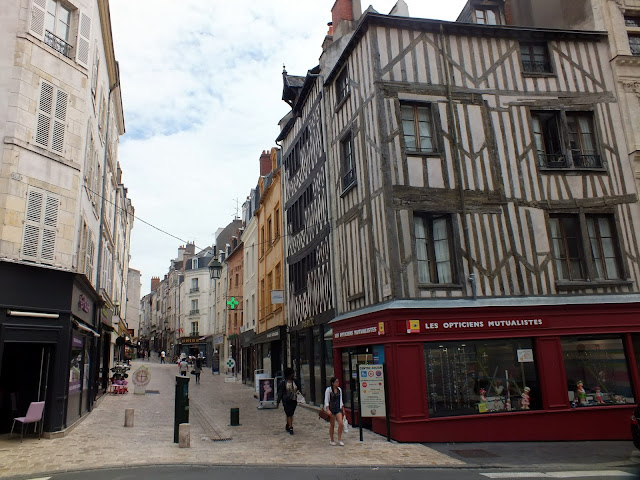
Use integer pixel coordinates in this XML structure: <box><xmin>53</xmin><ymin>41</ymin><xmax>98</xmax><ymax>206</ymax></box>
<box><xmin>481</xmin><ymin>472</ymin><xmax>635</xmax><ymax>478</ymax></box>
<box><xmin>25</xmin><ymin>477</ymin><xmax>51</xmax><ymax>480</ymax></box>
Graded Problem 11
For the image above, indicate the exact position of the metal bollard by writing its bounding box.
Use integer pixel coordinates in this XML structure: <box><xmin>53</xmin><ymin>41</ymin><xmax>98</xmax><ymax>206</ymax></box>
<box><xmin>230</xmin><ymin>407</ymin><xmax>240</xmax><ymax>426</ymax></box>
<box><xmin>178</xmin><ymin>423</ymin><xmax>190</xmax><ymax>448</ymax></box>
<box><xmin>124</xmin><ymin>408</ymin><xmax>134</xmax><ymax>427</ymax></box>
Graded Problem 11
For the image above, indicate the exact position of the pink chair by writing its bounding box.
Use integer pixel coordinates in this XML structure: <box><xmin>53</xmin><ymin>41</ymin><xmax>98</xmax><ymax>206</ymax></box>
<box><xmin>11</xmin><ymin>401</ymin><xmax>45</xmax><ymax>442</ymax></box>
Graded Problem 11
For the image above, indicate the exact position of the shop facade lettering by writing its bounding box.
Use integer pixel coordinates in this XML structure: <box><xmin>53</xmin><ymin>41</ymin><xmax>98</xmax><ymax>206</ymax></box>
<box><xmin>422</xmin><ymin>318</ymin><xmax>543</xmax><ymax>331</ymax></box>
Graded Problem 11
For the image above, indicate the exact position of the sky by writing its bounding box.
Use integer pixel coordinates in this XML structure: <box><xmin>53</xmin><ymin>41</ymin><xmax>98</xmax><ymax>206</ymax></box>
<box><xmin>108</xmin><ymin>0</ymin><xmax>469</xmax><ymax>296</ymax></box>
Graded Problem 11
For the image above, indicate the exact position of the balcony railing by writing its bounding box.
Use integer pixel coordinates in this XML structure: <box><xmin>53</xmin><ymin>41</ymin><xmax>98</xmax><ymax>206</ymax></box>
<box><xmin>522</xmin><ymin>60</ymin><xmax>552</xmax><ymax>74</ymax></box>
<box><xmin>342</xmin><ymin>168</ymin><xmax>356</xmax><ymax>190</ymax></box>
<box><xmin>189</xmin><ymin>309</ymin><xmax>200</xmax><ymax>316</ymax></box>
<box><xmin>572</xmin><ymin>153</ymin><xmax>602</xmax><ymax>168</ymax></box>
<box><xmin>538</xmin><ymin>153</ymin><xmax>567</xmax><ymax>168</ymax></box>
<box><xmin>190</xmin><ymin>287</ymin><xmax>200</xmax><ymax>293</ymax></box>
<box><xmin>44</xmin><ymin>30</ymin><xmax>73</xmax><ymax>59</ymax></box>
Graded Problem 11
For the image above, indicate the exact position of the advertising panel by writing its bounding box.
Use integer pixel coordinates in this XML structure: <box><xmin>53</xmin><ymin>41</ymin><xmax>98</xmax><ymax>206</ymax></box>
<box><xmin>358</xmin><ymin>365</ymin><xmax>386</xmax><ymax>417</ymax></box>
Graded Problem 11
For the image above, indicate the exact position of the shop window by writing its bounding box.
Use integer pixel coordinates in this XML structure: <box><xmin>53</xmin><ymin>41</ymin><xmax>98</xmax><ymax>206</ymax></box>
<box><xmin>562</xmin><ymin>336</ymin><xmax>635</xmax><ymax>406</ymax></box>
<box><xmin>424</xmin><ymin>339</ymin><xmax>539</xmax><ymax>417</ymax></box>
<box><xmin>414</xmin><ymin>214</ymin><xmax>454</xmax><ymax>284</ymax></box>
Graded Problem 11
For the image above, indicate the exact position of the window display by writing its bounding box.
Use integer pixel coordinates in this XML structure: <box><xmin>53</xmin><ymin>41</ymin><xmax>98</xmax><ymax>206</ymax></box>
<box><xmin>424</xmin><ymin>339</ymin><xmax>539</xmax><ymax>417</ymax></box>
<box><xmin>562</xmin><ymin>335</ymin><xmax>634</xmax><ymax>406</ymax></box>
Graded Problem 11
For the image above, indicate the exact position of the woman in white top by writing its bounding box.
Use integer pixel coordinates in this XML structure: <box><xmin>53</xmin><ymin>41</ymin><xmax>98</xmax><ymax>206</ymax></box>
<box><xmin>323</xmin><ymin>377</ymin><xmax>346</xmax><ymax>446</ymax></box>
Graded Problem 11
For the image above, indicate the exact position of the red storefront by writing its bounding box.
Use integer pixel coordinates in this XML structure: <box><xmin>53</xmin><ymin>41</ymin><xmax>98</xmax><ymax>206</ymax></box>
<box><xmin>331</xmin><ymin>296</ymin><xmax>640</xmax><ymax>442</ymax></box>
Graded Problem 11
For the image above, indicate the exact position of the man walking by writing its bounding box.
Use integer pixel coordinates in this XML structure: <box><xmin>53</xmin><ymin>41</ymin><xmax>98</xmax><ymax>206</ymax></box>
<box><xmin>160</xmin><ymin>350</ymin><xmax>166</xmax><ymax>364</ymax></box>
<box><xmin>179</xmin><ymin>357</ymin><xmax>188</xmax><ymax>376</ymax></box>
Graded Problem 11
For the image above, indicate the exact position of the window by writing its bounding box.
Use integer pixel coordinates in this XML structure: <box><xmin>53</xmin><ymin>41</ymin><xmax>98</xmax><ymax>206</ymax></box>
<box><xmin>401</xmin><ymin>103</ymin><xmax>436</xmax><ymax>153</ymax></box>
<box><xmin>562</xmin><ymin>336</ymin><xmax>634</xmax><ymax>406</ymax></box>
<box><xmin>190</xmin><ymin>299</ymin><xmax>199</xmax><ymax>315</ymax></box>
<box><xmin>22</xmin><ymin>187</ymin><xmax>59</xmax><ymax>264</ymax></box>
<box><xmin>274</xmin><ymin>208</ymin><xmax>280</xmax><ymax>239</ymax></box>
<box><xmin>414</xmin><ymin>214</ymin><xmax>454</xmax><ymax>284</ymax></box>
<box><xmin>289</xmin><ymin>250</ymin><xmax>317</xmax><ymax>294</ymax></box>
<box><xmin>549</xmin><ymin>214</ymin><xmax>622</xmax><ymax>282</ymax></box>
<box><xmin>341</xmin><ymin>134</ymin><xmax>356</xmax><ymax>190</ymax></box>
<box><xmin>191</xmin><ymin>321</ymin><xmax>199</xmax><ymax>336</ymax></box>
<box><xmin>424</xmin><ymin>339</ymin><xmax>539</xmax><ymax>417</ymax></box>
<box><xmin>275</xmin><ymin>263</ymin><xmax>281</xmax><ymax>289</ymax></box>
<box><xmin>192</xmin><ymin>258</ymin><xmax>198</xmax><ymax>269</ymax></box>
<box><xmin>267</xmin><ymin>272</ymin><xmax>273</xmax><ymax>314</ymax></box>
<box><xmin>336</xmin><ymin>68</ymin><xmax>349</xmax><ymax>104</ymax></box>
<box><xmin>531</xmin><ymin>110</ymin><xmax>602</xmax><ymax>168</ymax></box>
<box><xmin>44</xmin><ymin>0</ymin><xmax>72</xmax><ymax>57</ymax></box>
<box><xmin>260</xmin><ymin>227</ymin><xmax>265</xmax><ymax>256</ymax></box>
<box><xmin>520</xmin><ymin>42</ymin><xmax>552</xmax><ymax>74</ymax></box>
<box><xmin>91</xmin><ymin>47</ymin><xmax>99</xmax><ymax>99</ymax></box>
<box><xmin>625</xmin><ymin>15</ymin><xmax>640</xmax><ymax>55</ymax></box>
<box><xmin>287</xmin><ymin>186</ymin><xmax>312</xmax><ymax>235</ymax></box>
<box><xmin>34</xmin><ymin>80</ymin><xmax>68</xmax><ymax>155</ymax></box>
<box><xmin>235</xmin><ymin>273</ymin><xmax>239</xmax><ymax>287</ymax></box>
<box><xmin>267</xmin><ymin>217</ymin><xmax>272</xmax><ymax>246</ymax></box>
<box><xmin>191</xmin><ymin>277</ymin><xmax>199</xmax><ymax>293</ymax></box>
<box><xmin>475</xmin><ymin>7</ymin><xmax>499</xmax><ymax>24</ymax></box>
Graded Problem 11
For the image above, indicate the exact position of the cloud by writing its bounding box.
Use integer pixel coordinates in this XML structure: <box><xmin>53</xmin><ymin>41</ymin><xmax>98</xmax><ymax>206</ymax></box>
<box><xmin>109</xmin><ymin>0</ymin><xmax>468</xmax><ymax>294</ymax></box>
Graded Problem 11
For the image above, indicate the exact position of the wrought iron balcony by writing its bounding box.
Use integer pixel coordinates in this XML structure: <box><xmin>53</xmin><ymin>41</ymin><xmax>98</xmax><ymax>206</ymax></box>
<box><xmin>522</xmin><ymin>60</ymin><xmax>552</xmax><ymax>74</ymax></box>
<box><xmin>342</xmin><ymin>168</ymin><xmax>356</xmax><ymax>190</ymax></box>
<box><xmin>572</xmin><ymin>153</ymin><xmax>602</xmax><ymax>168</ymax></box>
<box><xmin>189</xmin><ymin>309</ymin><xmax>200</xmax><ymax>315</ymax></box>
<box><xmin>189</xmin><ymin>287</ymin><xmax>200</xmax><ymax>293</ymax></box>
<box><xmin>538</xmin><ymin>153</ymin><xmax>567</xmax><ymax>168</ymax></box>
<box><xmin>44</xmin><ymin>30</ymin><xmax>73</xmax><ymax>59</ymax></box>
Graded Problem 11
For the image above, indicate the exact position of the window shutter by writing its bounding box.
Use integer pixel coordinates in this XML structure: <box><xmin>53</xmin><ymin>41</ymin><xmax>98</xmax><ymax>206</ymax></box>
<box><xmin>76</xmin><ymin>11</ymin><xmax>91</xmax><ymax>68</ymax></box>
<box><xmin>50</xmin><ymin>89</ymin><xmax>68</xmax><ymax>154</ymax></box>
<box><xmin>35</xmin><ymin>81</ymin><xmax>54</xmax><ymax>148</ymax></box>
<box><xmin>29</xmin><ymin>0</ymin><xmax>47</xmax><ymax>40</ymax></box>
<box><xmin>40</xmin><ymin>193</ymin><xmax>59</xmax><ymax>262</ymax></box>
<box><xmin>22</xmin><ymin>189</ymin><xmax>44</xmax><ymax>259</ymax></box>
<box><xmin>85</xmin><ymin>234</ymin><xmax>95</xmax><ymax>279</ymax></box>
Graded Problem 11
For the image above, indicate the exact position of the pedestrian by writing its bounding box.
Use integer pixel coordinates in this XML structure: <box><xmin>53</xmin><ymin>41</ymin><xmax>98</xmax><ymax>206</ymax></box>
<box><xmin>276</xmin><ymin>367</ymin><xmax>301</xmax><ymax>435</ymax></box>
<box><xmin>160</xmin><ymin>350</ymin><xmax>166</xmax><ymax>364</ymax></box>
<box><xmin>193</xmin><ymin>356</ymin><xmax>202</xmax><ymax>384</ymax></box>
<box><xmin>179</xmin><ymin>357</ymin><xmax>188</xmax><ymax>376</ymax></box>
<box><xmin>323</xmin><ymin>377</ymin><xmax>346</xmax><ymax>446</ymax></box>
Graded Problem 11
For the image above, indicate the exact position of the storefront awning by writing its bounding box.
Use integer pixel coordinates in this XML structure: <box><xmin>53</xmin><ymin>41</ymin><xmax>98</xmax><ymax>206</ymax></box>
<box><xmin>251</xmin><ymin>326</ymin><xmax>286</xmax><ymax>345</ymax></box>
<box><xmin>73</xmin><ymin>319</ymin><xmax>99</xmax><ymax>337</ymax></box>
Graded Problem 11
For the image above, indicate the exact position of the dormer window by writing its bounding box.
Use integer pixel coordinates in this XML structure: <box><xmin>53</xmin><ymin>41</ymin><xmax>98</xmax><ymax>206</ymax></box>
<box><xmin>475</xmin><ymin>7</ymin><xmax>499</xmax><ymax>25</ymax></box>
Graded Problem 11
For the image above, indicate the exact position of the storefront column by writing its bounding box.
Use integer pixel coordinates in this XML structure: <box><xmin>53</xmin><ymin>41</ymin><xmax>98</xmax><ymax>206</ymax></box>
<box><xmin>535</xmin><ymin>337</ymin><xmax>569</xmax><ymax>410</ymax></box>
<box><xmin>624</xmin><ymin>334</ymin><xmax>640</xmax><ymax>400</ymax></box>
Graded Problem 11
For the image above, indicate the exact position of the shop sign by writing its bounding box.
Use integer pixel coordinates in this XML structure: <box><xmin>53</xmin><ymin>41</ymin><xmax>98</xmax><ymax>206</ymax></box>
<box><xmin>419</xmin><ymin>318</ymin><xmax>544</xmax><ymax>332</ymax></box>
<box><xmin>335</xmin><ymin>326</ymin><xmax>377</xmax><ymax>339</ymax></box>
<box><xmin>266</xmin><ymin>330</ymin><xmax>280</xmax><ymax>340</ymax></box>
<box><xmin>300</xmin><ymin>317</ymin><xmax>315</xmax><ymax>329</ymax></box>
<box><xmin>213</xmin><ymin>335</ymin><xmax>224</xmax><ymax>344</ymax></box>
<box><xmin>182</xmin><ymin>337</ymin><xmax>202</xmax><ymax>344</ymax></box>
<box><xmin>71</xmin><ymin>287</ymin><xmax>93</xmax><ymax>323</ymax></box>
<box><xmin>358</xmin><ymin>365</ymin><xmax>386</xmax><ymax>417</ymax></box>
<box><xmin>270</xmin><ymin>290</ymin><xmax>284</xmax><ymax>304</ymax></box>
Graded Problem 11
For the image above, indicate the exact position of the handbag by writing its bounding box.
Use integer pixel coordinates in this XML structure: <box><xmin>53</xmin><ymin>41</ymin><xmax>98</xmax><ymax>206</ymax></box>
<box><xmin>343</xmin><ymin>416</ymin><xmax>350</xmax><ymax>433</ymax></box>
<box><xmin>296</xmin><ymin>392</ymin><xmax>306</xmax><ymax>404</ymax></box>
<box><xmin>190</xmin><ymin>370</ymin><xmax>195</xmax><ymax>375</ymax></box>
<box><xmin>318</xmin><ymin>409</ymin><xmax>330</xmax><ymax>421</ymax></box>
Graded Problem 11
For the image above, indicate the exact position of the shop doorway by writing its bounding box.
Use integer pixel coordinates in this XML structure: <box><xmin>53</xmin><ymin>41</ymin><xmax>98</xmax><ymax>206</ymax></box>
<box><xmin>0</xmin><ymin>343</ymin><xmax>54</xmax><ymax>433</ymax></box>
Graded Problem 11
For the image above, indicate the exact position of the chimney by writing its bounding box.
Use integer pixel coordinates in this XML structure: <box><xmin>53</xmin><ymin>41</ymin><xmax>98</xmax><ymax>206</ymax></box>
<box><xmin>331</xmin><ymin>0</ymin><xmax>361</xmax><ymax>35</ymax></box>
<box><xmin>177</xmin><ymin>245</ymin><xmax>186</xmax><ymax>262</ymax></box>
<box><xmin>185</xmin><ymin>242</ymin><xmax>196</xmax><ymax>255</ymax></box>
<box><xmin>151</xmin><ymin>276</ymin><xmax>160</xmax><ymax>292</ymax></box>
<box><xmin>259</xmin><ymin>150</ymin><xmax>271</xmax><ymax>176</ymax></box>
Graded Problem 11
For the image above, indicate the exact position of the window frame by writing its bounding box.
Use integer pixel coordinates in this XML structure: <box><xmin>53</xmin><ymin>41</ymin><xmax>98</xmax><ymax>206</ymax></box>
<box><xmin>520</xmin><ymin>42</ymin><xmax>554</xmax><ymax>75</ymax></box>
<box><xmin>625</xmin><ymin>14</ymin><xmax>640</xmax><ymax>56</ymax></box>
<box><xmin>340</xmin><ymin>133</ymin><xmax>356</xmax><ymax>192</ymax></box>
<box><xmin>400</xmin><ymin>102</ymin><xmax>438</xmax><ymax>155</ymax></box>
<box><xmin>530</xmin><ymin>109</ymin><xmax>603</xmax><ymax>170</ymax></box>
<box><xmin>335</xmin><ymin>67</ymin><xmax>350</xmax><ymax>107</ymax></box>
<box><xmin>413</xmin><ymin>213</ymin><xmax>456</xmax><ymax>286</ymax></box>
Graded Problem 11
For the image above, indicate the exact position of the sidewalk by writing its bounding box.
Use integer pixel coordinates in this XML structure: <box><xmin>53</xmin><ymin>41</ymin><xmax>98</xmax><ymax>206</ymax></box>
<box><xmin>0</xmin><ymin>359</ymin><xmax>636</xmax><ymax>478</ymax></box>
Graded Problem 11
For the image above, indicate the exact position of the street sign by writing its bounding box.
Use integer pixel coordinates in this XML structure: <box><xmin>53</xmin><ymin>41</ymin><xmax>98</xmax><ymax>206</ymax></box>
<box><xmin>358</xmin><ymin>365</ymin><xmax>386</xmax><ymax>417</ymax></box>
<box><xmin>226</xmin><ymin>358</ymin><xmax>236</xmax><ymax>369</ymax></box>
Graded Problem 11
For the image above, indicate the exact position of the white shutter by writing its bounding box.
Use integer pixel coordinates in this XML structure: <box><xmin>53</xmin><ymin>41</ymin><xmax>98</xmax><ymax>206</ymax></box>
<box><xmin>50</xmin><ymin>89</ymin><xmax>68</xmax><ymax>154</ymax></box>
<box><xmin>29</xmin><ymin>0</ymin><xmax>47</xmax><ymax>40</ymax></box>
<box><xmin>22</xmin><ymin>190</ymin><xmax>43</xmax><ymax>259</ymax></box>
<box><xmin>41</xmin><ymin>193</ymin><xmax>59</xmax><ymax>262</ymax></box>
<box><xmin>35</xmin><ymin>81</ymin><xmax>53</xmax><ymax>148</ymax></box>
<box><xmin>76</xmin><ymin>11</ymin><xmax>91</xmax><ymax>68</ymax></box>
<box><xmin>85</xmin><ymin>234</ymin><xmax>95</xmax><ymax>279</ymax></box>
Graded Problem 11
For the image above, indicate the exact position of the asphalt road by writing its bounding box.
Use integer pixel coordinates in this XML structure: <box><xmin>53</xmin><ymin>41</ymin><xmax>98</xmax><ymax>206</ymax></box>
<box><xmin>20</xmin><ymin>464</ymin><xmax>640</xmax><ymax>480</ymax></box>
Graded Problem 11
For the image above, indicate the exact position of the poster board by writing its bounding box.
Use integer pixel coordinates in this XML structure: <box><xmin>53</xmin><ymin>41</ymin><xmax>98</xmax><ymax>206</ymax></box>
<box><xmin>358</xmin><ymin>365</ymin><xmax>386</xmax><ymax>417</ymax></box>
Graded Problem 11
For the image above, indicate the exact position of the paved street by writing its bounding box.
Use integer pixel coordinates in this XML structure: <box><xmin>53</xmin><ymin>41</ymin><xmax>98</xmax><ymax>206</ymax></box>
<box><xmin>0</xmin><ymin>358</ymin><xmax>638</xmax><ymax>479</ymax></box>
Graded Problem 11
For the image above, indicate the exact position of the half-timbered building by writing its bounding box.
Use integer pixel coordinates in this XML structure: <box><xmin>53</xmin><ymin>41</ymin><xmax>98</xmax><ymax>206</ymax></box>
<box><xmin>278</xmin><ymin>66</ymin><xmax>336</xmax><ymax>406</ymax></box>
<box><xmin>322</xmin><ymin>0</ymin><xmax>640</xmax><ymax>442</ymax></box>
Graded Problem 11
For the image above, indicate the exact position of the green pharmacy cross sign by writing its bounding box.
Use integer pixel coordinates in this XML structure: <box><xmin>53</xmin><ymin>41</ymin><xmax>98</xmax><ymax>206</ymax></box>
<box><xmin>227</xmin><ymin>297</ymin><xmax>239</xmax><ymax>310</ymax></box>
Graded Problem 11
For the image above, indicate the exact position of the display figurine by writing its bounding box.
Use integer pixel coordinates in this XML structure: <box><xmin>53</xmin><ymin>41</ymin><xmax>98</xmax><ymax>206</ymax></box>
<box><xmin>521</xmin><ymin>386</ymin><xmax>531</xmax><ymax>410</ymax></box>
<box><xmin>595</xmin><ymin>386</ymin><xmax>604</xmax><ymax>405</ymax></box>
<box><xmin>479</xmin><ymin>388</ymin><xmax>487</xmax><ymax>402</ymax></box>
<box><xmin>576</xmin><ymin>381</ymin><xmax>587</xmax><ymax>405</ymax></box>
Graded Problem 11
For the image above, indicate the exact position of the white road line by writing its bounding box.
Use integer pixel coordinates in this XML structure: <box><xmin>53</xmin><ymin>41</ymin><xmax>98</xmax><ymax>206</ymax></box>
<box><xmin>25</xmin><ymin>477</ymin><xmax>51</xmax><ymax>480</ymax></box>
<box><xmin>481</xmin><ymin>471</ymin><xmax>635</xmax><ymax>478</ymax></box>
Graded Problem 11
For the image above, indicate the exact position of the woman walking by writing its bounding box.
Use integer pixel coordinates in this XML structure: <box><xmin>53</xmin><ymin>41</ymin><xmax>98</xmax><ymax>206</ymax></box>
<box><xmin>193</xmin><ymin>355</ymin><xmax>202</xmax><ymax>384</ymax></box>
<box><xmin>276</xmin><ymin>367</ymin><xmax>300</xmax><ymax>435</ymax></box>
<box><xmin>323</xmin><ymin>377</ymin><xmax>345</xmax><ymax>446</ymax></box>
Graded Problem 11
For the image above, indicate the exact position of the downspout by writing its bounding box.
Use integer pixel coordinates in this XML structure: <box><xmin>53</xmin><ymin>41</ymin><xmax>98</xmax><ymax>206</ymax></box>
<box><xmin>440</xmin><ymin>24</ymin><xmax>474</xmax><ymax>298</ymax></box>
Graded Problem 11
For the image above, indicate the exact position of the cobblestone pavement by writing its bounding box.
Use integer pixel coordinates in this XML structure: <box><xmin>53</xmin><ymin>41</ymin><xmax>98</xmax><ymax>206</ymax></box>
<box><xmin>0</xmin><ymin>359</ymin><xmax>464</xmax><ymax>478</ymax></box>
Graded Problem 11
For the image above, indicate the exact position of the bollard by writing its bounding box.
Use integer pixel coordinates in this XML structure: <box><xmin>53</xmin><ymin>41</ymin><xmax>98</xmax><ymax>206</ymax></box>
<box><xmin>230</xmin><ymin>407</ymin><xmax>240</xmax><ymax>426</ymax></box>
<box><xmin>178</xmin><ymin>423</ymin><xmax>190</xmax><ymax>448</ymax></box>
<box><xmin>124</xmin><ymin>408</ymin><xmax>134</xmax><ymax>427</ymax></box>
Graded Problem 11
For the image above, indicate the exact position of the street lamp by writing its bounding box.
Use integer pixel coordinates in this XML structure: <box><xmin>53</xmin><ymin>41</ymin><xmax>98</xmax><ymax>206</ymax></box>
<box><xmin>208</xmin><ymin>258</ymin><xmax>222</xmax><ymax>279</ymax></box>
